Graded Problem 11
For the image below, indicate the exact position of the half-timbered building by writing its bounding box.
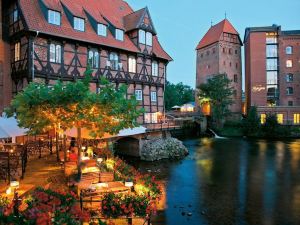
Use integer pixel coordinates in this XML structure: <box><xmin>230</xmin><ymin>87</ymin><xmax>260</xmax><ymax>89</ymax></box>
<box><xmin>0</xmin><ymin>0</ymin><xmax>172</xmax><ymax>125</ymax></box>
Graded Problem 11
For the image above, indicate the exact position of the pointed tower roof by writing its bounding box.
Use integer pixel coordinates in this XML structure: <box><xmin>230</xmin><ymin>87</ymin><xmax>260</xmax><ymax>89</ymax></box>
<box><xmin>196</xmin><ymin>19</ymin><xmax>241</xmax><ymax>50</ymax></box>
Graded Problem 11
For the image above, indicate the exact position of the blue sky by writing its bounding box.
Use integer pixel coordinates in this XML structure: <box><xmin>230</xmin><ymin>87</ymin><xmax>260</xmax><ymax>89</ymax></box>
<box><xmin>127</xmin><ymin>0</ymin><xmax>300</xmax><ymax>88</ymax></box>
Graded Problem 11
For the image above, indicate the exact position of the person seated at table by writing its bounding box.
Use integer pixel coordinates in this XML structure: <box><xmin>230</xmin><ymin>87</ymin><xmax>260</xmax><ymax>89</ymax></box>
<box><xmin>69</xmin><ymin>150</ymin><xmax>78</xmax><ymax>162</ymax></box>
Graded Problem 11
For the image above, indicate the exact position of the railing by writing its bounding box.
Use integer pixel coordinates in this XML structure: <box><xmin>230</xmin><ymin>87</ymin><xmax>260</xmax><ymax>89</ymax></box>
<box><xmin>144</xmin><ymin>119</ymin><xmax>183</xmax><ymax>132</ymax></box>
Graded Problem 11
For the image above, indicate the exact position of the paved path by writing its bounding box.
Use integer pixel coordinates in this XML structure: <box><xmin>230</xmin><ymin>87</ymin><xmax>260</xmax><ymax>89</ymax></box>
<box><xmin>0</xmin><ymin>153</ymin><xmax>63</xmax><ymax>199</ymax></box>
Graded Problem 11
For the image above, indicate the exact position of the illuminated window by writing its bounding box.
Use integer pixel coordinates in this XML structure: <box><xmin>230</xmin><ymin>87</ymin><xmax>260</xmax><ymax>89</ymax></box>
<box><xmin>266</xmin><ymin>45</ymin><xmax>278</xmax><ymax>57</ymax></box>
<box><xmin>260</xmin><ymin>114</ymin><xmax>266</xmax><ymax>124</ymax></box>
<box><xmin>135</xmin><ymin>90</ymin><xmax>142</xmax><ymax>101</ymax></box>
<box><xmin>144</xmin><ymin>113</ymin><xmax>157</xmax><ymax>124</ymax></box>
<box><xmin>128</xmin><ymin>56</ymin><xmax>136</xmax><ymax>73</ymax></box>
<box><xmin>14</xmin><ymin>42</ymin><xmax>20</xmax><ymax>61</ymax></box>
<box><xmin>277</xmin><ymin>114</ymin><xmax>283</xmax><ymax>124</ymax></box>
<box><xmin>294</xmin><ymin>114</ymin><xmax>300</xmax><ymax>124</ymax></box>
<box><xmin>266</xmin><ymin>32</ymin><xmax>277</xmax><ymax>43</ymax></box>
<box><xmin>286</xmin><ymin>60</ymin><xmax>293</xmax><ymax>68</ymax></box>
<box><xmin>13</xmin><ymin>8</ymin><xmax>18</xmax><ymax>23</ymax></box>
<box><xmin>286</xmin><ymin>46</ymin><xmax>293</xmax><ymax>55</ymax></box>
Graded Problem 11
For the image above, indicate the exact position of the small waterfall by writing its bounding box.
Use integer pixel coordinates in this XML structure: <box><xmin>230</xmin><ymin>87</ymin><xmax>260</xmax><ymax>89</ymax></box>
<box><xmin>208</xmin><ymin>129</ymin><xmax>226</xmax><ymax>139</ymax></box>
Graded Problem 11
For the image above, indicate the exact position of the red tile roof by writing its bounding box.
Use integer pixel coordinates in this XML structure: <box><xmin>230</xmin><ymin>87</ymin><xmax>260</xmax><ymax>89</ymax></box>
<box><xmin>19</xmin><ymin>0</ymin><xmax>172</xmax><ymax>61</ymax></box>
<box><xmin>123</xmin><ymin>8</ymin><xmax>146</xmax><ymax>32</ymax></box>
<box><xmin>196</xmin><ymin>19</ymin><xmax>240</xmax><ymax>50</ymax></box>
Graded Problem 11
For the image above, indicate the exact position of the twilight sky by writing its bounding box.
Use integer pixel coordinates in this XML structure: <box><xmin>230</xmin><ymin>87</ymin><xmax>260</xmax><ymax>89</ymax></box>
<box><xmin>127</xmin><ymin>0</ymin><xmax>300</xmax><ymax>88</ymax></box>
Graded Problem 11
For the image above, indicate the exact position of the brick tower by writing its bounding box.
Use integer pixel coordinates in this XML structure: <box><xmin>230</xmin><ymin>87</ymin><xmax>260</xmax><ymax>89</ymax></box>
<box><xmin>196</xmin><ymin>19</ymin><xmax>243</xmax><ymax>115</ymax></box>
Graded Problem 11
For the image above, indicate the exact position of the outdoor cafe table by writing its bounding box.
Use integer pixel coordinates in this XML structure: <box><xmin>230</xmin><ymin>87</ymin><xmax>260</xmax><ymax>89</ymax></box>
<box><xmin>80</xmin><ymin>181</ymin><xmax>130</xmax><ymax>198</ymax></box>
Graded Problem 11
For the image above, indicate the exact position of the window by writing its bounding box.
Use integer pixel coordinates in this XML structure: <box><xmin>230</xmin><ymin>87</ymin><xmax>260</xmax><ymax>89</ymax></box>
<box><xmin>261</xmin><ymin>114</ymin><xmax>266</xmax><ymax>124</ymax></box>
<box><xmin>135</xmin><ymin>90</ymin><xmax>142</xmax><ymax>101</ymax></box>
<box><xmin>88</xmin><ymin>50</ymin><xmax>99</xmax><ymax>68</ymax></box>
<box><xmin>288</xmin><ymin>101</ymin><xmax>293</xmax><ymax>106</ymax></box>
<box><xmin>74</xmin><ymin>17</ymin><xmax>84</xmax><ymax>31</ymax></box>
<box><xmin>223</xmin><ymin>48</ymin><xmax>226</xmax><ymax>53</ymax></box>
<box><xmin>206</xmin><ymin>51</ymin><xmax>210</xmax><ymax>56</ymax></box>
<box><xmin>286</xmin><ymin>74</ymin><xmax>293</xmax><ymax>82</ymax></box>
<box><xmin>212</xmin><ymin>48</ymin><xmax>216</xmax><ymax>54</ymax></box>
<box><xmin>200</xmin><ymin>53</ymin><xmax>203</xmax><ymax>58</ymax></box>
<box><xmin>229</xmin><ymin>48</ymin><xmax>232</xmax><ymax>54</ymax></box>
<box><xmin>49</xmin><ymin>44</ymin><xmax>61</xmax><ymax>63</ymax></box>
<box><xmin>286</xmin><ymin>87</ymin><xmax>293</xmax><ymax>95</ymax></box>
<box><xmin>48</xmin><ymin>10</ymin><xmax>61</xmax><ymax>25</ymax></box>
<box><xmin>151</xmin><ymin>91</ymin><xmax>157</xmax><ymax>102</ymax></box>
<box><xmin>234</xmin><ymin>74</ymin><xmax>238</xmax><ymax>83</ymax></box>
<box><xmin>236</xmin><ymin>63</ymin><xmax>238</xmax><ymax>69</ymax></box>
<box><xmin>266</xmin><ymin>58</ymin><xmax>278</xmax><ymax>70</ymax></box>
<box><xmin>235</xmin><ymin>49</ymin><xmax>238</xmax><ymax>54</ymax></box>
<box><xmin>294</xmin><ymin>114</ymin><xmax>300</xmax><ymax>124</ymax></box>
<box><xmin>97</xmin><ymin>24</ymin><xmax>107</xmax><ymax>36</ymax></box>
<box><xmin>109</xmin><ymin>52</ymin><xmax>119</xmax><ymax>70</ymax></box>
<box><xmin>13</xmin><ymin>8</ymin><xmax>18</xmax><ymax>23</ymax></box>
<box><xmin>266</xmin><ymin>32</ymin><xmax>277</xmax><ymax>43</ymax></box>
<box><xmin>115</xmin><ymin>29</ymin><xmax>124</xmax><ymax>41</ymax></box>
<box><xmin>286</xmin><ymin>46</ymin><xmax>293</xmax><ymax>55</ymax></box>
<box><xmin>152</xmin><ymin>61</ymin><xmax>158</xmax><ymax>76</ymax></box>
<box><xmin>223</xmin><ymin>61</ymin><xmax>226</xmax><ymax>66</ymax></box>
<box><xmin>146</xmin><ymin>32</ymin><xmax>152</xmax><ymax>46</ymax></box>
<box><xmin>128</xmin><ymin>56</ymin><xmax>136</xmax><ymax>73</ymax></box>
<box><xmin>267</xmin><ymin>71</ymin><xmax>278</xmax><ymax>85</ymax></box>
<box><xmin>277</xmin><ymin>114</ymin><xmax>283</xmax><ymax>124</ymax></box>
<box><xmin>286</xmin><ymin>60</ymin><xmax>293</xmax><ymax>68</ymax></box>
<box><xmin>14</xmin><ymin>42</ymin><xmax>20</xmax><ymax>61</ymax></box>
<box><xmin>229</xmin><ymin>62</ymin><xmax>232</xmax><ymax>67</ymax></box>
<box><xmin>144</xmin><ymin>113</ymin><xmax>157</xmax><ymax>124</ymax></box>
<box><xmin>139</xmin><ymin>30</ymin><xmax>146</xmax><ymax>44</ymax></box>
<box><xmin>266</xmin><ymin>45</ymin><xmax>278</xmax><ymax>57</ymax></box>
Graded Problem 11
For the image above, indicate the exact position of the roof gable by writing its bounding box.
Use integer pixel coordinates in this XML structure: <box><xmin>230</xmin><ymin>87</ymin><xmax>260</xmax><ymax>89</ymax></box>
<box><xmin>124</xmin><ymin>7</ymin><xmax>157</xmax><ymax>34</ymax></box>
<box><xmin>196</xmin><ymin>19</ymin><xmax>241</xmax><ymax>50</ymax></box>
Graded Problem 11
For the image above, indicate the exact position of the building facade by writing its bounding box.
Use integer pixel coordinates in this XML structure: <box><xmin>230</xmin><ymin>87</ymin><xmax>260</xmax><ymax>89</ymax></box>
<box><xmin>196</xmin><ymin>19</ymin><xmax>243</xmax><ymax>115</ymax></box>
<box><xmin>244</xmin><ymin>25</ymin><xmax>300</xmax><ymax>124</ymax></box>
<box><xmin>0</xmin><ymin>0</ymin><xmax>172</xmax><ymax>125</ymax></box>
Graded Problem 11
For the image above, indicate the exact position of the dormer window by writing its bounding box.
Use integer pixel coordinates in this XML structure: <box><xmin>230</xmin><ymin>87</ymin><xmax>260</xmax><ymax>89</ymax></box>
<box><xmin>48</xmin><ymin>10</ymin><xmax>61</xmax><ymax>26</ymax></box>
<box><xmin>74</xmin><ymin>17</ymin><xmax>85</xmax><ymax>31</ymax></box>
<box><xmin>97</xmin><ymin>24</ymin><xmax>107</xmax><ymax>36</ymax></box>
<box><xmin>13</xmin><ymin>8</ymin><xmax>18</xmax><ymax>23</ymax></box>
<box><xmin>146</xmin><ymin>32</ymin><xmax>152</xmax><ymax>46</ymax></box>
<box><xmin>115</xmin><ymin>29</ymin><xmax>124</xmax><ymax>41</ymax></box>
<box><xmin>139</xmin><ymin>30</ymin><xmax>145</xmax><ymax>44</ymax></box>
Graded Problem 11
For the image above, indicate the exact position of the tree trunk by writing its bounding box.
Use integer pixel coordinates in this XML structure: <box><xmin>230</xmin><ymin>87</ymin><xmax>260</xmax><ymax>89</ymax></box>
<box><xmin>55</xmin><ymin>132</ymin><xmax>59</xmax><ymax>162</ymax></box>
<box><xmin>63</xmin><ymin>133</ymin><xmax>67</xmax><ymax>164</ymax></box>
<box><xmin>77</xmin><ymin>127</ymin><xmax>82</xmax><ymax>179</ymax></box>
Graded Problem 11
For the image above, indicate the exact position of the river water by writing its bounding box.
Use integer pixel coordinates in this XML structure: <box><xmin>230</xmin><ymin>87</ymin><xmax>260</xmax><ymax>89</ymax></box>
<box><xmin>126</xmin><ymin>137</ymin><xmax>300</xmax><ymax>225</ymax></box>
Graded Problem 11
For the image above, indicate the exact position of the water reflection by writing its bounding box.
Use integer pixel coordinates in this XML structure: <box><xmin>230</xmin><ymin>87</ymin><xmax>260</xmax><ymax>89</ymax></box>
<box><xmin>126</xmin><ymin>138</ymin><xmax>300</xmax><ymax>225</ymax></box>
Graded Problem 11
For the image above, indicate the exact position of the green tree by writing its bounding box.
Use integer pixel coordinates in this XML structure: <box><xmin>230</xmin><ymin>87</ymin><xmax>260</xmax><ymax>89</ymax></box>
<box><xmin>5</xmin><ymin>67</ymin><xmax>142</xmax><ymax>175</ymax></box>
<box><xmin>197</xmin><ymin>74</ymin><xmax>234</xmax><ymax>128</ymax></box>
<box><xmin>165</xmin><ymin>81</ymin><xmax>194</xmax><ymax>110</ymax></box>
<box><xmin>242</xmin><ymin>106</ymin><xmax>260</xmax><ymax>136</ymax></box>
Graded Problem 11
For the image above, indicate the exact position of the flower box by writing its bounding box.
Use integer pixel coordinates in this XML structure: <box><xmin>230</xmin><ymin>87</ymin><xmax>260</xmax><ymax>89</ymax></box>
<box><xmin>99</xmin><ymin>172</ymin><xmax>114</xmax><ymax>182</ymax></box>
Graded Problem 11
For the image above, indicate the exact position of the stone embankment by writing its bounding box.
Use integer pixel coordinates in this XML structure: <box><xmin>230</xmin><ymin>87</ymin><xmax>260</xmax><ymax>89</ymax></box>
<box><xmin>141</xmin><ymin>137</ymin><xmax>189</xmax><ymax>161</ymax></box>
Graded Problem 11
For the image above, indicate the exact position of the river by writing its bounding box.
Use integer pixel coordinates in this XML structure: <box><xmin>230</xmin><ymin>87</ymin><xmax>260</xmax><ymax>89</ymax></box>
<box><xmin>126</xmin><ymin>137</ymin><xmax>300</xmax><ymax>225</ymax></box>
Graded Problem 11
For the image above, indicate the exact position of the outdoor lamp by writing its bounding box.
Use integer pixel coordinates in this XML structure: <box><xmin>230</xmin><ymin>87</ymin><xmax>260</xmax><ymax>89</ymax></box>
<box><xmin>125</xmin><ymin>181</ymin><xmax>134</xmax><ymax>187</ymax></box>
<box><xmin>6</xmin><ymin>187</ymin><xmax>12</xmax><ymax>195</ymax></box>
<box><xmin>10</xmin><ymin>181</ymin><xmax>20</xmax><ymax>194</ymax></box>
<box><xmin>97</xmin><ymin>158</ymin><xmax>103</xmax><ymax>163</ymax></box>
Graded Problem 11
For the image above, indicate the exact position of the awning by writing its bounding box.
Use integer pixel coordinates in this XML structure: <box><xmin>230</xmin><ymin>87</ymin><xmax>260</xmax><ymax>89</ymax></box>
<box><xmin>65</xmin><ymin>126</ymin><xmax>146</xmax><ymax>139</ymax></box>
<box><xmin>0</xmin><ymin>116</ymin><xmax>29</xmax><ymax>143</ymax></box>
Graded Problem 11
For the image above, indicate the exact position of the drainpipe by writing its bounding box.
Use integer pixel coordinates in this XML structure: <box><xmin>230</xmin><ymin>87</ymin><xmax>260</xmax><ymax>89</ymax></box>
<box><xmin>32</xmin><ymin>31</ymin><xmax>39</xmax><ymax>81</ymax></box>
